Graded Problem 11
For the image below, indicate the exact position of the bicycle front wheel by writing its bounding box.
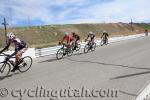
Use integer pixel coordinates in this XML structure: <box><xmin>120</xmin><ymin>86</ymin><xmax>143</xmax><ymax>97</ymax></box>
<box><xmin>0</xmin><ymin>63</ymin><xmax>11</xmax><ymax>78</ymax></box>
<box><xmin>18</xmin><ymin>56</ymin><xmax>32</xmax><ymax>73</ymax></box>
<box><xmin>84</xmin><ymin>44</ymin><xmax>89</xmax><ymax>53</ymax></box>
<box><xmin>76</xmin><ymin>44</ymin><xmax>81</xmax><ymax>51</ymax></box>
<box><xmin>100</xmin><ymin>40</ymin><xmax>104</xmax><ymax>46</ymax></box>
<box><xmin>67</xmin><ymin>47</ymin><xmax>73</xmax><ymax>57</ymax></box>
<box><xmin>56</xmin><ymin>48</ymin><xmax>64</xmax><ymax>60</ymax></box>
<box><xmin>91</xmin><ymin>43</ymin><xmax>96</xmax><ymax>51</ymax></box>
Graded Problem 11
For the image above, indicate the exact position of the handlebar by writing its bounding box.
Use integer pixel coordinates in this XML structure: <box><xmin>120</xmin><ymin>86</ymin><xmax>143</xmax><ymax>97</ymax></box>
<box><xmin>58</xmin><ymin>42</ymin><xmax>69</xmax><ymax>47</ymax></box>
<box><xmin>0</xmin><ymin>52</ymin><xmax>10</xmax><ymax>57</ymax></box>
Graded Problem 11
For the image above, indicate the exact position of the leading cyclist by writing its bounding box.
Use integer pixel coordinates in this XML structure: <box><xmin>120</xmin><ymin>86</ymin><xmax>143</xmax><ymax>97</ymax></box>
<box><xmin>0</xmin><ymin>32</ymin><xmax>28</xmax><ymax>72</ymax></box>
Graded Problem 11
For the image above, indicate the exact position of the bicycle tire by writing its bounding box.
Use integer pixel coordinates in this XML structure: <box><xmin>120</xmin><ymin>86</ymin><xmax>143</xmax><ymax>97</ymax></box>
<box><xmin>0</xmin><ymin>62</ymin><xmax>11</xmax><ymax>78</ymax></box>
<box><xmin>91</xmin><ymin>43</ymin><xmax>96</xmax><ymax>51</ymax></box>
<box><xmin>84</xmin><ymin>44</ymin><xmax>89</xmax><ymax>53</ymax></box>
<box><xmin>18</xmin><ymin>56</ymin><xmax>32</xmax><ymax>73</ymax></box>
<box><xmin>56</xmin><ymin>48</ymin><xmax>64</xmax><ymax>60</ymax></box>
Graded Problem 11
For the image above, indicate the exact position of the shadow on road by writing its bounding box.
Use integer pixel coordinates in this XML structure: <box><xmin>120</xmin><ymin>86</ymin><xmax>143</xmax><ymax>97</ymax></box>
<box><xmin>111</xmin><ymin>71</ymin><xmax>150</xmax><ymax>80</ymax></box>
<box><xmin>0</xmin><ymin>72</ymin><xmax>20</xmax><ymax>81</ymax></box>
<box><xmin>73</xmin><ymin>52</ymin><xmax>85</xmax><ymax>56</ymax></box>
<box><xmin>67</xmin><ymin>58</ymin><xmax>150</xmax><ymax>79</ymax></box>
<box><xmin>119</xmin><ymin>90</ymin><xmax>137</xmax><ymax>97</ymax></box>
<box><xmin>0</xmin><ymin>74</ymin><xmax>12</xmax><ymax>81</ymax></box>
<box><xmin>67</xmin><ymin>58</ymin><xmax>150</xmax><ymax>70</ymax></box>
<box><xmin>38</xmin><ymin>58</ymin><xmax>58</xmax><ymax>63</ymax></box>
<box><xmin>38</xmin><ymin>53</ymin><xmax>85</xmax><ymax>63</ymax></box>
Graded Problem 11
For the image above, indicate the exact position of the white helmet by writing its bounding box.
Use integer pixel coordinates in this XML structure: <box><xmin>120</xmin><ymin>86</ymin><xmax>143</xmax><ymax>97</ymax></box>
<box><xmin>7</xmin><ymin>32</ymin><xmax>15</xmax><ymax>39</ymax></box>
<box><xmin>89</xmin><ymin>31</ymin><xmax>93</xmax><ymax>35</ymax></box>
<box><xmin>103</xmin><ymin>30</ymin><xmax>107</xmax><ymax>33</ymax></box>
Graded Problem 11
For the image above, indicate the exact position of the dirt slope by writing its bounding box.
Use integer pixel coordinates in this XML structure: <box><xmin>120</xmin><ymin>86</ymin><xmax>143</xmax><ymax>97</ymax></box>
<box><xmin>0</xmin><ymin>23</ymin><xmax>149</xmax><ymax>48</ymax></box>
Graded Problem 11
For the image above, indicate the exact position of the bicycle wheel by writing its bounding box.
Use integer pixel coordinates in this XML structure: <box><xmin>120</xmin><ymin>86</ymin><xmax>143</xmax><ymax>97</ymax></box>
<box><xmin>0</xmin><ymin>63</ymin><xmax>11</xmax><ymax>78</ymax></box>
<box><xmin>56</xmin><ymin>48</ymin><xmax>64</xmax><ymax>60</ymax></box>
<box><xmin>18</xmin><ymin>56</ymin><xmax>32</xmax><ymax>73</ymax></box>
<box><xmin>100</xmin><ymin>40</ymin><xmax>104</xmax><ymax>46</ymax></box>
<box><xmin>76</xmin><ymin>44</ymin><xmax>81</xmax><ymax>51</ymax></box>
<box><xmin>67</xmin><ymin>47</ymin><xmax>73</xmax><ymax>57</ymax></box>
<box><xmin>84</xmin><ymin>44</ymin><xmax>89</xmax><ymax>53</ymax></box>
<box><xmin>91</xmin><ymin>43</ymin><xmax>96</xmax><ymax>51</ymax></box>
<box><xmin>105</xmin><ymin>40</ymin><xmax>108</xmax><ymax>45</ymax></box>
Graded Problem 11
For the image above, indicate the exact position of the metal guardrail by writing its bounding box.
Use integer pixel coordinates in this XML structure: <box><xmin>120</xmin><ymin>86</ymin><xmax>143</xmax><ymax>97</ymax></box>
<box><xmin>35</xmin><ymin>34</ymin><xmax>146</xmax><ymax>58</ymax></box>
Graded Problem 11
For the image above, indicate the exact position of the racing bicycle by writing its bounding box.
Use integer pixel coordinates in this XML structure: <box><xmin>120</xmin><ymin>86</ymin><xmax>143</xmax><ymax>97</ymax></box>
<box><xmin>0</xmin><ymin>52</ymin><xmax>32</xmax><ymax>78</ymax></box>
<box><xmin>56</xmin><ymin>43</ymin><xmax>73</xmax><ymax>60</ymax></box>
<box><xmin>84</xmin><ymin>41</ymin><xmax>96</xmax><ymax>53</ymax></box>
<box><xmin>100</xmin><ymin>37</ymin><xmax>108</xmax><ymax>46</ymax></box>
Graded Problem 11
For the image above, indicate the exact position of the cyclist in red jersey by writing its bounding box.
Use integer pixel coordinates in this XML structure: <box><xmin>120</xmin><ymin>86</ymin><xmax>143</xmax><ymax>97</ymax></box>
<box><xmin>60</xmin><ymin>32</ymin><xmax>74</xmax><ymax>47</ymax></box>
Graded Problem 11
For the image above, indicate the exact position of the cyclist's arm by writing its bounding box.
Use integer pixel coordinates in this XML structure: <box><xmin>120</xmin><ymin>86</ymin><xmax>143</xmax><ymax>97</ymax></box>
<box><xmin>107</xmin><ymin>33</ymin><xmax>109</xmax><ymax>37</ymax></box>
<box><xmin>92</xmin><ymin>35</ymin><xmax>96</xmax><ymax>41</ymax></box>
<box><xmin>85</xmin><ymin>35</ymin><xmax>90</xmax><ymax>41</ymax></box>
<box><xmin>0</xmin><ymin>41</ymin><xmax>11</xmax><ymax>53</ymax></box>
<box><xmin>60</xmin><ymin>37</ymin><xmax>65</xmax><ymax>44</ymax></box>
<box><xmin>9</xmin><ymin>50</ymin><xmax>17</xmax><ymax>58</ymax></box>
<box><xmin>101</xmin><ymin>33</ymin><xmax>104</xmax><ymax>38</ymax></box>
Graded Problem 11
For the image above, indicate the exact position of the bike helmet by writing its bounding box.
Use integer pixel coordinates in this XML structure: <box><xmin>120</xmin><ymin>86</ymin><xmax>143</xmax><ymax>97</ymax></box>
<box><xmin>7</xmin><ymin>32</ymin><xmax>15</xmax><ymax>39</ymax></box>
<box><xmin>89</xmin><ymin>31</ymin><xmax>93</xmax><ymax>35</ymax></box>
<box><xmin>103</xmin><ymin>30</ymin><xmax>107</xmax><ymax>33</ymax></box>
<box><xmin>64</xmin><ymin>32</ymin><xmax>69</xmax><ymax>35</ymax></box>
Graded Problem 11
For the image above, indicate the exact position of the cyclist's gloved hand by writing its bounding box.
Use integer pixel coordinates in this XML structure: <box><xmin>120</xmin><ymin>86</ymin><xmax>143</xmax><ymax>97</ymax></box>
<box><xmin>58</xmin><ymin>42</ymin><xmax>61</xmax><ymax>45</ymax></box>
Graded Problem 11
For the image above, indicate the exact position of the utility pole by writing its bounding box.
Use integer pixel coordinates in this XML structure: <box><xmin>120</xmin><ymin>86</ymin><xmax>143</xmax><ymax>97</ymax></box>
<box><xmin>2</xmin><ymin>17</ymin><xmax>8</xmax><ymax>38</ymax></box>
<box><xmin>130</xmin><ymin>18</ymin><xmax>134</xmax><ymax>31</ymax></box>
<box><xmin>2</xmin><ymin>17</ymin><xmax>9</xmax><ymax>46</ymax></box>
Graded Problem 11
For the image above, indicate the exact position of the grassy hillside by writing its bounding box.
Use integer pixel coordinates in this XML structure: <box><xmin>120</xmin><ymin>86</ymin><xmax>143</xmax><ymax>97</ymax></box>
<box><xmin>0</xmin><ymin>23</ymin><xmax>149</xmax><ymax>48</ymax></box>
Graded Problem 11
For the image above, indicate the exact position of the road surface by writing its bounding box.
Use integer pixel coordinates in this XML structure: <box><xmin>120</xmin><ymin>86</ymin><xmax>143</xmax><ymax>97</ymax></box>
<box><xmin>1</xmin><ymin>36</ymin><xmax>150</xmax><ymax>100</ymax></box>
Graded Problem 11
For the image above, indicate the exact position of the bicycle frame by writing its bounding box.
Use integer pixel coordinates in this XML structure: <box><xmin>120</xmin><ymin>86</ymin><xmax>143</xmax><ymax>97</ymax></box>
<box><xmin>0</xmin><ymin>53</ymin><xmax>16</xmax><ymax>67</ymax></box>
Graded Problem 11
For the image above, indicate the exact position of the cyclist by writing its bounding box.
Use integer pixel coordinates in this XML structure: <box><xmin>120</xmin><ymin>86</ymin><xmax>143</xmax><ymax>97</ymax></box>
<box><xmin>72</xmin><ymin>32</ymin><xmax>80</xmax><ymax>50</ymax></box>
<box><xmin>85</xmin><ymin>31</ymin><xmax>96</xmax><ymax>45</ymax></box>
<box><xmin>60</xmin><ymin>32</ymin><xmax>74</xmax><ymax>47</ymax></box>
<box><xmin>101</xmin><ymin>30</ymin><xmax>109</xmax><ymax>42</ymax></box>
<box><xmin>145</xmin><ymin>29</ymin><xmax>148</xmax><ymax>36</ymax></box>
<box><xmin>0</xmin><ymin>32</ymin><xmax>28</xmax><ymax>72</ymax></box>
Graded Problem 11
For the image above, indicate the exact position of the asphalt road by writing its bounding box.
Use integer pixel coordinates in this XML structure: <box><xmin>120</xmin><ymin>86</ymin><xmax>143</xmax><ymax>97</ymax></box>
<box><xmin>1</xmin><ymin>36</ymin><xmax>150</xmax><ymax>100</ymax></box>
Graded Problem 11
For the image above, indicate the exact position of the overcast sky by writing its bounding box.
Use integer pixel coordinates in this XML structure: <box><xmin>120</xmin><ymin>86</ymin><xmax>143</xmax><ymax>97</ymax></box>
<box><xmin>0</xmin><ymin>0</ymin><xmax>150</xmax><ymax>26</ymax></box>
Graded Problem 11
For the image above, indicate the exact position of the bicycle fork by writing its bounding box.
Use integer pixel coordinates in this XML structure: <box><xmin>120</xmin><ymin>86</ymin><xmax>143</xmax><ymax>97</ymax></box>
<box><xmin>0</xmin><ymin>64</ymin><xmax>6</xmax><ymax>73</ymax></box>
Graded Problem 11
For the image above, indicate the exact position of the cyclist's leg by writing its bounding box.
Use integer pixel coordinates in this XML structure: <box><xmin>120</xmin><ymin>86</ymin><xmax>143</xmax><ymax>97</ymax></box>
<box><xmin>91</xmin><ymin>38</ymin><xmax>95</xmax><ymax>45</ymax></box>
<box><xmin>63</xmin><ymin>41</ymin><xmax>69</xmax><ymax>55</ymax></box>
<box><xmin>75</xmin><ymin>40</ymin><xmax>78</xmax><ymax>49</ymax></box>
<box><xmin>11</xmin><ymin>48</ymin><xmax>27</xmax><ymax>72</ymax></box>
<box><xmin>16</xmin><ymin>48</ymin><xmax>27</xmax><ymax>62</ymax></box>
<box><xmin>75</xmin><ymin>39</ymin><xmax>79</xmax><ymax>46</ymax></box>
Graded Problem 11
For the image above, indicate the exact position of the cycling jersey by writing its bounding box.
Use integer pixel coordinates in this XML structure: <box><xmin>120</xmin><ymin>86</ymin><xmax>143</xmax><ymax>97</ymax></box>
<box><xmin>10</xmin><ymin>38</ymin><xmax>27</xmax><ymax>51</ymax></box>
<box><xmin>63</xmin><ymin>34</ymin><xmax>74</xmax><ymax>43</ymax></box>
<box><xmin>101</xmin><ymin>33</ymin><xmax>109</xmax><ymax>39</ymax></box>
<box><xmin>87</xmin><ymin>34</ymin><xmax>95</xmax><ymax>41</ymax></box>
<box><xmin>73</xmin><ymin>34</ymin><xmax>80</xmax><ymax>41</ymax></box>
<box><xmin>1</xmin><ymin>38</ymin><xmax>27</xmax><ymax>57</ymax></box>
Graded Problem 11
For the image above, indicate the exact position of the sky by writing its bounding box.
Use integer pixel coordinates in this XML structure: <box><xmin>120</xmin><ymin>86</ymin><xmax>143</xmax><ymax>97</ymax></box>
<box><xmin>0</xmin><ymin>0</ymin><xmax>150</xmax><ymax>26</ymax></box>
